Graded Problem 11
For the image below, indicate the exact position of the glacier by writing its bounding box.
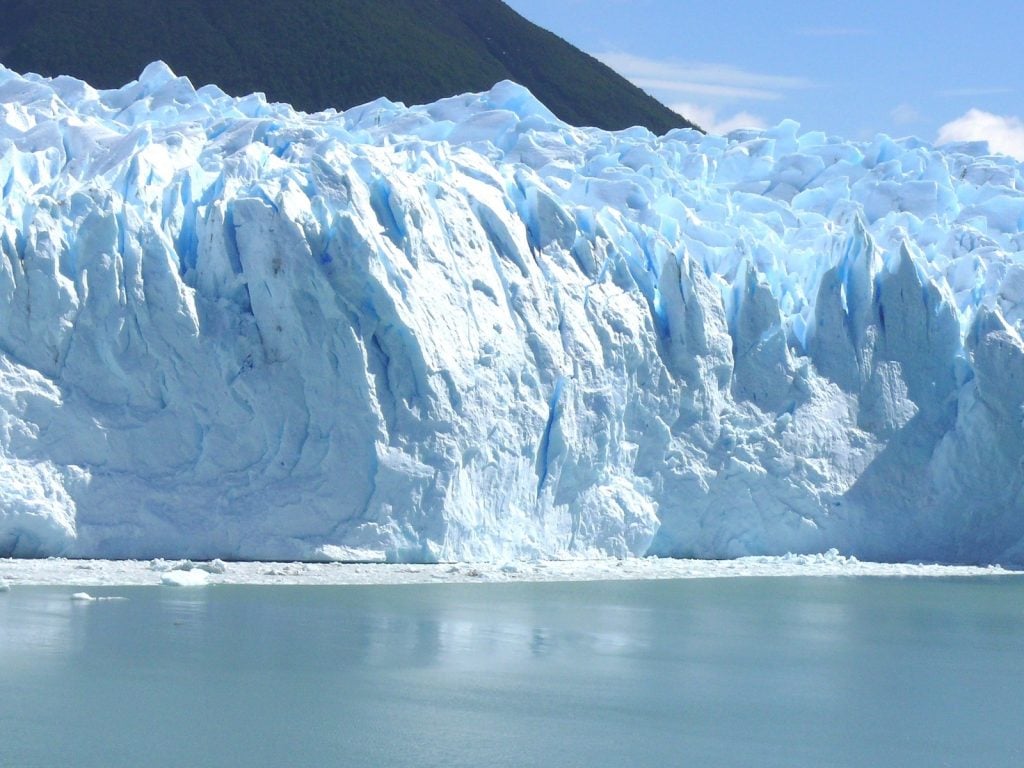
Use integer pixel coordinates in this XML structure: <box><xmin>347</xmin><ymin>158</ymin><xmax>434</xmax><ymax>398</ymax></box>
<box><xmin>1</xmin><ymin>62</ymin><xmax>1024</xmax><ymax>565</ymax></box>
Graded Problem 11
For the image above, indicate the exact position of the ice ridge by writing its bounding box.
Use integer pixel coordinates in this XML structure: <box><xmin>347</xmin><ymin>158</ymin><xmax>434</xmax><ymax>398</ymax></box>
<box><xmin>1</xmin><ymin>62</ymin><xmax>1024</xmax><ymax>565</ymax></box>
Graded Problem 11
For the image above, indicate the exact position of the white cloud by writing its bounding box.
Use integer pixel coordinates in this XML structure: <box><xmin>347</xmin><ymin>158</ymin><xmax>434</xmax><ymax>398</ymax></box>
<box><xmin>596</xmin><ymin>52</ymin><xmax>813</xmax><ymax>103</ymax></box>
<box><xmin>937</xmin><ymin>109</ymin><xmax>1024</xmax><ymax>160</ymax></box>
<box><xmin>890</xmin><ymin>103</ymin><xmax>921</xmax><ymax>127</ymax></box>
<box><xmin>671</xmin><ymin>102</ymin><xmax>766</xmax><ymax>135</ymax></box>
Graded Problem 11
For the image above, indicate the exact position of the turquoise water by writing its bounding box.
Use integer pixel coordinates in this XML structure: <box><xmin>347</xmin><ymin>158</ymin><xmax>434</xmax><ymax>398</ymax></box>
<box><xmin>1</xmin><ymin>578</ymin><xmax>1023</xmax><ymax>767</ymax></box>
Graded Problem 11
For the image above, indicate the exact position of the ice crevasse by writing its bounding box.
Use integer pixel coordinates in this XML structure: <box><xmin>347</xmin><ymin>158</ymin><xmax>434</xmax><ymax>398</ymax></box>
<box><xmin>2</xmin><ymin>61</ymin><xmax>1024</xmax><ymax>565</ymax></box>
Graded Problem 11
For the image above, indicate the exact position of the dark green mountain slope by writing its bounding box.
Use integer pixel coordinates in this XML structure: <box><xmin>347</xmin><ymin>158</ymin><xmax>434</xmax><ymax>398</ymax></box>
<box><xmin>0</xmin><ymin>0</ymin><xmax>697</xmax><ymax>133</ymax></box>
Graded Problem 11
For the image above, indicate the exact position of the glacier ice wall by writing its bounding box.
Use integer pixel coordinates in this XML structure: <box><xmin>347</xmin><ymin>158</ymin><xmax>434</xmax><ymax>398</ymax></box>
<box><xmin>2</xmin><ymin>62</ymin><xmax>1024</xmax><ymax>564</ymax></box>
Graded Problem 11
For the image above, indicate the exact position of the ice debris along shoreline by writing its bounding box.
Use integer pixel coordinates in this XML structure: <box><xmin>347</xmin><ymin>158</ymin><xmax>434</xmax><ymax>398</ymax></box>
<box><xmin>0</xmin><ymin>554</ymin><xmax>1018</xmax><ymax>587</ymax></box>
<box><xmin>2</xmin><ymin>62</ymin><xmax>1024</xmax><ymax>565</ymax></box>
<box><xmin>70</xmin><ymin>591</ymin><xmax>127</xmax><ymax>601</ymax></box>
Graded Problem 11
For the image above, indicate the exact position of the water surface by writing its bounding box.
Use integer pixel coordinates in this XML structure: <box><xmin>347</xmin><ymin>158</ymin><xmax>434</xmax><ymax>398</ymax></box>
<box><xmin>2</xmin><ymin>578</ymin><xmax>1022</xmax><ymax>767</ymax></box>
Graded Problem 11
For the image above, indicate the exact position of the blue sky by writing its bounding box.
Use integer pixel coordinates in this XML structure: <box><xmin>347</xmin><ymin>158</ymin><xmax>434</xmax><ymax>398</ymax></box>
<box><xmin>503</xmin><ymin>0</ymin><xmax>1024</xmax><ymax>157</ymax></box>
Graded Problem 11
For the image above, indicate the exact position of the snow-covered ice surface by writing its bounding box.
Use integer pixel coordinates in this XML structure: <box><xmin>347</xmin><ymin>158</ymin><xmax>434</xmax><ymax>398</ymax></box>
<box><xmin>2</xmin><ymin>62</ymin><xmax>1024</xmax><ymax>565</ymax></box>
<box><xmin>0</xmin><ymin>554</ymin><xmax>1017</xmax><ymax>587</ymax></box>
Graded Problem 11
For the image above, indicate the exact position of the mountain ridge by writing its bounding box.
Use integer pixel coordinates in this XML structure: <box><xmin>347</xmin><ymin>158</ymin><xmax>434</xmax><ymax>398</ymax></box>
<box><xmin>0</xmin><ymin>0</ymin><xmax>697</xmax><ymax>133</ymax></box>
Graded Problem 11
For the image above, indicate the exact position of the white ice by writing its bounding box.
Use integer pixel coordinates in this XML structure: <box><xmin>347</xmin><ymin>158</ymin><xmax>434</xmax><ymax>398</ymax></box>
<box><xmin>160</xmin><ymin>569</ymin><xmax>210</xmax><ymax>587</ymax></box>
<box><xmin>1</xmin><ymin>62</ymin><xmax>1024</xmax><ymax>565</ymax></box>
<box><xmin>69</xmin><ymin>590</ymin><xmax>126</xmax><ymax>600</ymax></box>
<box><xmin>0</xmin><ymin>555</ymin><xmax>1018</xmax><ymax>588</ymax></box>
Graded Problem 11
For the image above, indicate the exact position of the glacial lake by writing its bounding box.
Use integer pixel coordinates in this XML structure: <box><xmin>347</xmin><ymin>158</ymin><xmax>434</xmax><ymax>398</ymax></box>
<box><xmin>2</xmin><ymin>577</ymin><xmax>1023</xmax><ymax>767</ymax></box>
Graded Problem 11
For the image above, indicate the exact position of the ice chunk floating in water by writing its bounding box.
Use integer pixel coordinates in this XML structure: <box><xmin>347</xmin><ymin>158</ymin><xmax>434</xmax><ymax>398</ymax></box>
<box><xmin>160</xmin><ymin>570</ymin><xmax>210</xmax><ymax>588</ymax></box>
<box><xmin>1</xmin><ymin>62</ymin><xmax>1024</xmax><ymax>565</ymax></box>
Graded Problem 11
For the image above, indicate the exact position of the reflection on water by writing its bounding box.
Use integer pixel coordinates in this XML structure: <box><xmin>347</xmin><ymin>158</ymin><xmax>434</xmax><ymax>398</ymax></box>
<box><xmin>2</xmin><ymin>578</ymin><xmax>1023</xmax><ymax>768</ymax></box>
<box><xmin>0</xmin><ymin>589</ymin><xmax>81</xmax><ymax>665</ymax></box>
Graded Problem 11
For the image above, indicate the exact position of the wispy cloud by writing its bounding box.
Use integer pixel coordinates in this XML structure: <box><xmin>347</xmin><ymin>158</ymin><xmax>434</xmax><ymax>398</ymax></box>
<box><xmin>631</xmin><ymin>79</ymin><xmax>782</xmax><ymax>101</ymax></box>
<box><xmin>596</xmin><ymin>52</ymin><xmax>814</xmax><ymax>136</ymax></box>
<box><xmin>890</xmin><ymin>103</ymin><xmax>921</xmax><ymax>127</ymax></box>
<box><xmin>795</xmin><ymin>27</ymin><xmax>871</xmax><ymax>38</ymax></box>
<box><xmin>596</xmin><ymin>53</ymin><xmax>814</xmax><ymax>103</ymax></box>
<box><xmin>937</xmin><ymin>109</ymin><xmax>1024</xmax><ymax>160</ymax></box>
<box><xmin>671</xmin><ymin>102</ymin><xmax>766</xmax><ymax>134</ymax></box>
<box><xmin>938</xmin><ymin>86</ymin><xmax>1014</xmax><ymax>98</ymax></box>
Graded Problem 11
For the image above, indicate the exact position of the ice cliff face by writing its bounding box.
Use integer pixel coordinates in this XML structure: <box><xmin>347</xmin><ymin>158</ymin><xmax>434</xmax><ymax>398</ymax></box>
<box><xmin>2</xmin><ymin>62</ymin><xmax>1024</xmax><ymax>564</ymax></box>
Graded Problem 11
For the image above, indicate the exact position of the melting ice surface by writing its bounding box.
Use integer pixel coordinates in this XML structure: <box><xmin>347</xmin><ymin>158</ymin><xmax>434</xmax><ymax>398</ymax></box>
<box><xmin>2</xmin><ymin>62</ymin><xmax>1024</xmax><ymax>564</ymax></box>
